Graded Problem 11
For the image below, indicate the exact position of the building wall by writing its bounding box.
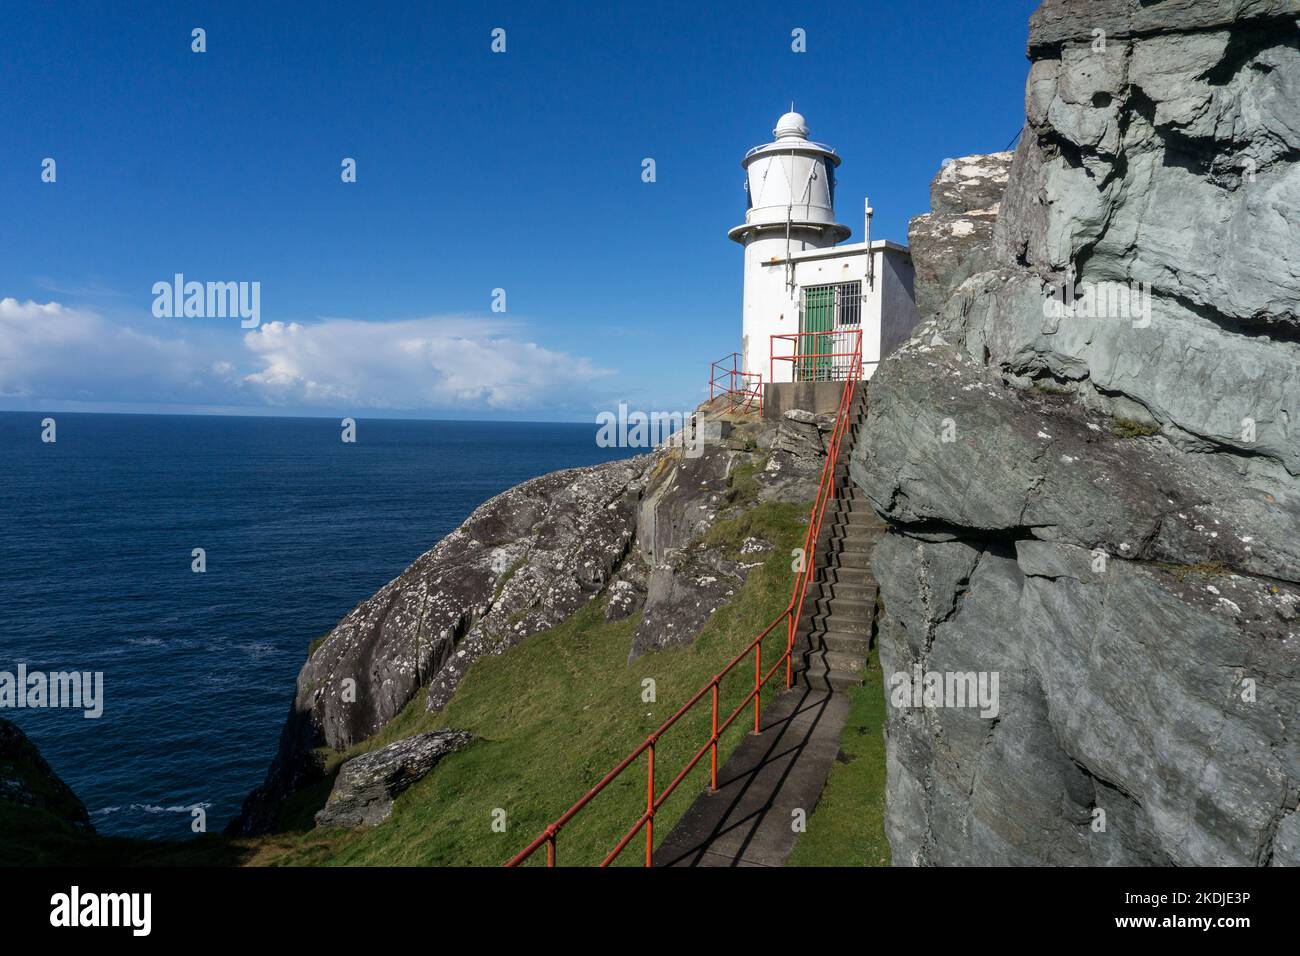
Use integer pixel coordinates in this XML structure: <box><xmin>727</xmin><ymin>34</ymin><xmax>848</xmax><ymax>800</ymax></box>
<box><xmin>742</xmin><ymin>240</ymin><xmax>922</xmax><ymax>385</ymax></box>
<box><xmin>877</xmin><ymin>249</ymin><xmax>921</xmax><ymax>363</ymax></box>
<box><xmin>740</xmin><ymin>229</ymin><xmax>824</xmax><ymax>385</ymax></box>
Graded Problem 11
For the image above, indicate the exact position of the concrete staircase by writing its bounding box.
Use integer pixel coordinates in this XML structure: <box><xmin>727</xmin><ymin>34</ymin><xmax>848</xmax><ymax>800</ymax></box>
<box><xmin>654</xmin><ymin>387</ymin><xmax>882</xmax><ymax>867</ymax></box>
<box><xmin>793</xmin><ymin>391</ymin><xmax>882</xmax><ymax>694</ymax></box>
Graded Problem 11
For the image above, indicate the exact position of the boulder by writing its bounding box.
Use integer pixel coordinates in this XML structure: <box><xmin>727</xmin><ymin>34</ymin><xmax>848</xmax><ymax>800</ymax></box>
<box><xmin>315</xmin><ymin>730</ymin><xmax>471</xmax><ymax>829</ymax></box>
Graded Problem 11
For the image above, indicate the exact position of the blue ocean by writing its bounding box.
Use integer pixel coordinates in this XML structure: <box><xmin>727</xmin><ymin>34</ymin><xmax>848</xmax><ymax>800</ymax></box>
<box><xmin>0</xmin><ymin>412</ymin><xmax>633</xmax><ymax>839</ymax></box>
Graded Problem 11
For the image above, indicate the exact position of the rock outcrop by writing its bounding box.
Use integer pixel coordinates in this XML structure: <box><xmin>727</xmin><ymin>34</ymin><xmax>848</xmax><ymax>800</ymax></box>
<box><xmin>0</xmin><ymin>718</ymin><xmax>92</xmax><ymax>831</ymax></box>
<box><xmin>315</xmin><ymin>730</ymin><xmax>471</xmax><ymax>829</ymax></box>
<box><xmin>907</xmin><ymin>152</ymin><xmax>1014</xmax><ymax>320</ymax></box>
<box><xmin>857</xmin><ymin>0</ymin><xmax>1300</xmax><ymax>866</ymax></box>
<box><xmin>235</xmin><ymin>407</ymin><xmax>825</xmax><ymax>834</ymax></box>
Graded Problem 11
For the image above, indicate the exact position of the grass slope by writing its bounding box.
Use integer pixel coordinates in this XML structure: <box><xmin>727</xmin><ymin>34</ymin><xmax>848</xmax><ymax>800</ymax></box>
<box><xmin>249</xmin><ymin>500</ymin><xmax>816</xmax><ymax>867</ymax></box>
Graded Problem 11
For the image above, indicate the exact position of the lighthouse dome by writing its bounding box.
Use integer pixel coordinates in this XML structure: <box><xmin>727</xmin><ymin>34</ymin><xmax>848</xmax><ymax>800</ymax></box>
<box><xmin>774</xmin><ymin>111</ymin><xmax>809</xmax><ymax>139</ymax></box>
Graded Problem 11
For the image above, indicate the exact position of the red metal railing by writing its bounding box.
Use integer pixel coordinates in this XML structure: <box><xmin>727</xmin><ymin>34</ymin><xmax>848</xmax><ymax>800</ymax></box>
<box><xmin>709</xmin><ymin>352</ymin><xmax>763</xmax><ymax>415</ymax></box>
<box><xmin>506</xmin><ymin>333</ymin><xmax>864</xmax><ymax>868</ymax></box>
<box><xmin>770</xmin><ymin>329</ymin><xmax>870</xmax><ymax>384</ymax></box>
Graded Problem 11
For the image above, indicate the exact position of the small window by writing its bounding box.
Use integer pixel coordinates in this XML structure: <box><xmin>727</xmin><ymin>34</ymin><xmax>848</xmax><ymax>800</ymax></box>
<box><xmin>836</xmin><ymin>281</ymin><xmax>861</xmax><ymax>325</ymax></box>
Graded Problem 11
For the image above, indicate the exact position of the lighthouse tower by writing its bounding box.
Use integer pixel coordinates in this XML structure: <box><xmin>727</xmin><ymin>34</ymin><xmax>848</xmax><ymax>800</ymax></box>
<box><xmin>728</xmin><ymin>111</ymin><xmax>850</xmax><ymax>382</ymax></box>
<box><xmin>727</xmin><ymin>110</ymin><xmax>918</xmax><ymax>391</ymax></box>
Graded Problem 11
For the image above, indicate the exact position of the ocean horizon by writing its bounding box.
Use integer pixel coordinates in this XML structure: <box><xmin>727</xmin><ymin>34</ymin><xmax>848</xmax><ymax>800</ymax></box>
<box><xmin>0</xmin><ymin>410</ymin><xmax>637</xmax><ymax>839</ymax></box>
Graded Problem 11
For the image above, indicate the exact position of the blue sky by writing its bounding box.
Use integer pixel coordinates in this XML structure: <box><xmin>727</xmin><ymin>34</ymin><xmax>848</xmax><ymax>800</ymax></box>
<box><xmin>1</xmin><ymin>0</ymin><xmax>1038</xmax><ymax>420</ymax></box>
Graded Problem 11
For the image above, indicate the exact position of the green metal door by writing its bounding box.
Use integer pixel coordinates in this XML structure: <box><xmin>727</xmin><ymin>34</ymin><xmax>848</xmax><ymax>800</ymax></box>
<box><xmin>800</xmin><ymin>285</ymin><xmax>835</xmax><ymax>381</ymax></box>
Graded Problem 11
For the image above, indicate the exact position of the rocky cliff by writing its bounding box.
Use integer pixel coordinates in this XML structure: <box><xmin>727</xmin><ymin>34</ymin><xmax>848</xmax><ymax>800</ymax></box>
<box><xmin>855</xmin><ymin>0</ymin><xmax>1299</xmax><ymax>866</ymax></box>
<box><xmin>233</xmin><ymin>407</ymin><xmax>831</xmax><ymax>834</ymax></box>
<box><xmin>0</xmin><ymin>718</ymin><xmax>92</xmax><ymax>832</ymax></box>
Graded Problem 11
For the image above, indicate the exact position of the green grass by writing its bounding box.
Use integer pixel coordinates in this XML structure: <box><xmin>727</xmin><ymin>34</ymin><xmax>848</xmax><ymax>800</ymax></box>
<box><xmin>786</xmin><ymin>645</ymin><xmax>889</xmax><ymax>867</ymax></box>
<box><xmin>1153</xmin><ymin>560</ymin><xmax>1232</xmax><ymax>582</ymax></box>
<box><xmin>1112</xmin><ymin>418</ymin><xmax>1161</xmax><ymax>439</ymax></box>
<box><xmin>723</xmin><ymin>454</ymin><xmax>768</xmax><ymax>508</ymax></box>
<box><xmin>248</xmin><ymin>500</ymin><xmax>811</xmax><ymax>867</ymax></box>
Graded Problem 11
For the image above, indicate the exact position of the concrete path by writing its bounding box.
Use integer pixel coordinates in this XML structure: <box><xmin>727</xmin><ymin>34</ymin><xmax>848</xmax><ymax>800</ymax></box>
<box><xmin>652</xmin><ymin>680</ymin><xmax>849</xmax><ymax>867</ymax></box>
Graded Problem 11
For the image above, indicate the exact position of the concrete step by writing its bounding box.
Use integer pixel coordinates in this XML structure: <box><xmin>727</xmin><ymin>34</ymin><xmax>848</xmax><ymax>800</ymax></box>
<box><xmin>827</xmin><ymin>510</ymin><xmax>885</xmax><ymax>530</ymax></box>
<box><xmin>829</xmin><ymin>549</ymin><xmax>872</xmax><ymax>570</ymax></box>
<box><xmin>809</xmin><ymin>596</ymin><xmax>874</xmax><ymax>623</ymax></box>
<box><xmin>815</xmin><ymin>630</ymin><xmax>872</xmax><ymax>655</ymax></box>
<box><xmin>821</xmin><ymin>648</ymin><xmax>868</xmax><ymax>674</ymax></box>
<box><xmin>821</xmin><ymin>529</ymin><xmax>885</xmax><ymax>554</ymax></box>
<box><xmin>830</xmin><ymin>496</ymin><xmax>877</xmax><ymax>515</ymax></box>
<box><xmin>801</xmin><ymin>610</ymin><xmax>871</xmax><ymax>636</ymax></box>
<box><xmin>816</xmin><ymin>565</ymin><xmax>874</xmax><ymax>586</ymax></box>
<box><xmin>816</xmin><ymin>580</ymin><xmax>876</xmax><ymax>604</ymax></box>
<box><xmin>797</xmin><ymin>656</ymin><xmax>865</xmax><ymax>691</ymax></box>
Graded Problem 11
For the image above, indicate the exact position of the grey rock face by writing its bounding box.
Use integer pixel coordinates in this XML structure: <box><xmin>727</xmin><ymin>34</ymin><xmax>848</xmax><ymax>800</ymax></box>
<box><xmin>859</xmin><ymin>0</ymin><xmax>1300</xmax><ymax>866</ymax></box>
<box><xmin>630</xmin><ymin>415</ymin><xmax>804</xmax><ymax>658</ymax></box>
<box><xmin>315</xmin><ymin>730</ymin><xmax>471</xmax><ymax>829</ymax></box>
<box><xmin>908</xmin><ymin>153</ymin><xmax>1014</xmax><ymax>321</ymax></box>
<box><xmin>874</xmin><ymin>534</ymin><xmax>1298</xmax><ymax>866</ymax></box>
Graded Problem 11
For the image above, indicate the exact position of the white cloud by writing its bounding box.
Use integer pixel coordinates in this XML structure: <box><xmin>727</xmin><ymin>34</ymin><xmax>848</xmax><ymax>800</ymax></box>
<box><xmin>0</xmin><ymin>298</ymin><xmax>210</xmax><ymax>403</ymax></box>
<box><xmin>241</xmin><ymin>317</ymin><xmax>610</xmax><ymax>410</ymax></box>
<box><xmin>0</xmin><ymin>299</ymin><xmax>610</xmax><ymax>414</ymax></box>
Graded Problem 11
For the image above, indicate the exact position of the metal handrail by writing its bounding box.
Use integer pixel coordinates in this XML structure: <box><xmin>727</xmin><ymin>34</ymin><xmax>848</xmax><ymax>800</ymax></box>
<box><xmin>770</xmin><ymin>329</ymin><xmax>872</xmax><ymax>384</ymax></box>
<box><xmin>506</xmin><ymin>334</ymin><xmax>864</xmax><ymax>868</ymax></box>
<box><xmin>709</xmin><ymin>352</ymin><xmax>763</xmax><ymax>416</ymax></box>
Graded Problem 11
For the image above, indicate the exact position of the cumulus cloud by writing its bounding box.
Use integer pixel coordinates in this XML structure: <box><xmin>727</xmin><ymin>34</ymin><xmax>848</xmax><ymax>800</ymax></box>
<box><xmin>0</xmin><ymin>298</ymin><xmax>609</xmax><ymax>414</ymax></box>
<box><xmin>0</xmin><ymin>298</ymin><xmax>214</xmax><ymax>403</ymax></box>
<box><xmin>242</xmin><ymin>317</ymin><xmax>609</xmax><ymax>410</ymax></box>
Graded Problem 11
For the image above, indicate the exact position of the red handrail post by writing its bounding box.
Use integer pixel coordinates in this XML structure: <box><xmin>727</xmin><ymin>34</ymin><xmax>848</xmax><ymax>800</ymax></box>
<box><xmin>645</xmin><ymin>742</ymin><xmax>655</xmax><ymax>867</ymax></box>
<box><xmin>547</xmin><ymin>834</ymin><xmax>556</xmax><ymax>867</ymax></box>
<box><xmin>710</xmin><ymin>681</ymin><xmax>719</xmax><ymax>792</ymax></box>
<box><xmin>785</xmin><ymin>609</ymin><xmax>794</xmax><ymax>689</ymax></box>
<box><xmin>753</xmin><ymin>642</ymin><xmax>762</xmax><ymax>735</ymax></box>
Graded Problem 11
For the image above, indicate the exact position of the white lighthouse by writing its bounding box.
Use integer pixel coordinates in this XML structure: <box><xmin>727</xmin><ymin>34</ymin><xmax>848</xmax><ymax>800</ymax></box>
<box><xmin>728</xmin><ymin>110</ymin><xmax>919</xmax><ymax>386</ymax></box>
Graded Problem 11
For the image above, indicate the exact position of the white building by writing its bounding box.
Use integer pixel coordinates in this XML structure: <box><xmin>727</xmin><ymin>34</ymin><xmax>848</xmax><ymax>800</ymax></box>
<box><xmin>728</xmin><ymin>111</ymin><xmax>919</xmax><ymax>385</ymax></box>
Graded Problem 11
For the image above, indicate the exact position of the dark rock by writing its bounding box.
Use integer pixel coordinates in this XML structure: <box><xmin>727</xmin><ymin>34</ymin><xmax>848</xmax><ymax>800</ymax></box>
<box><xmin>1026</xmin><ymin>0</ymin><xmax>1295</xmax><ymax>54</ymax></box>
<box><xmin>633</xmin><ymin>547</ymin><xmax>746</xmax><ymax>659</ymax></box>
<box><xmin>874</xmin><ymin>533</ymin><xmax>1299</xmax><ymax>865</ymax></box>
<box><xmin>315</xmin><ymin>730</ymin><xmax>471</xmax><ymax>829</ymax></box>
<box><xmin>0</xmin><ymin>719</ymin><xmax>92</xmax><ymax>831</ymax></box>
<box><xmin>772</xmin><ymin>409</ymin><xmax>826</xmax><ymax>463</ymax></box>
